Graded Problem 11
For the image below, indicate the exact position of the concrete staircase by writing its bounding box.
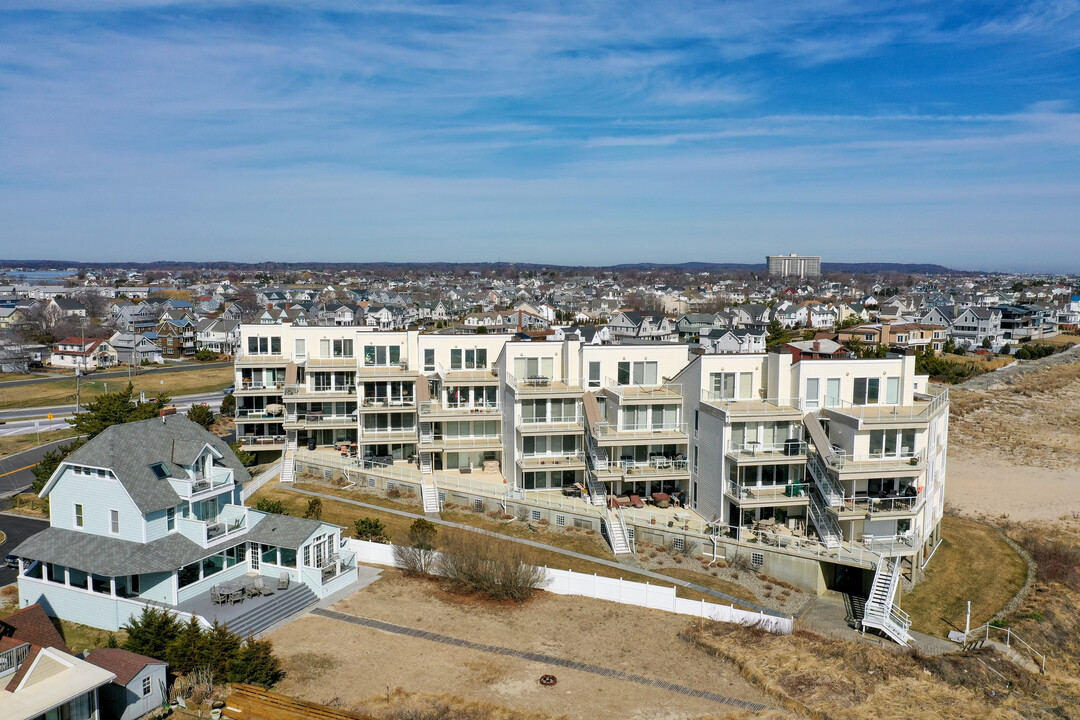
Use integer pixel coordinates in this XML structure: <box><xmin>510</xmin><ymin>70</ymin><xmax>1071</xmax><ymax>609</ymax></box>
<box><xmin>222</xmin><ymin>583</ymin><xmax>317</xmax><ymax>638</ymax></box>
<box><xmin>861</xmin><ymin>558</ymin><xmax>913</xmax><ymax>645</ymax></box>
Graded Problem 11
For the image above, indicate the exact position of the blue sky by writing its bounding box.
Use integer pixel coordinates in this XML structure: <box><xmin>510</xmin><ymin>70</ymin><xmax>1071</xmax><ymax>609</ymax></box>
<box><xmin>1</xmin><ymin>1</ymin><xmax>1078</xmax><ymax>270</ymax></box>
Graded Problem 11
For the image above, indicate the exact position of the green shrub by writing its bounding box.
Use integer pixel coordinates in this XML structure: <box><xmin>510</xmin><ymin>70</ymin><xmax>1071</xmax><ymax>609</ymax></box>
<box><xmin>354</xmin><ymin>517</ymin><xmax>388</xmax><ymax>542</ymax></box>
<box><xmin>255</xmin><ymin>499</ymin><xmax>288</xmax><ymax>515</ymax></box>
<box><xmin>186</xmin><ymin>403</ymin><xmax>215</xmax><ymax>428</ymax></box>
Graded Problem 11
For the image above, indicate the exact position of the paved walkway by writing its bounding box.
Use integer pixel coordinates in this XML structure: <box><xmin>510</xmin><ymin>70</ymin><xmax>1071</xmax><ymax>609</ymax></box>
<box><xmin>281</xmin><ymin>485</ymin><xmax>788</xmax><ymax>618</ymax></box>
<box><xmin>311</xmin><ymin>607</ymin><xmax>773</xmax><ymax>712</ymax></box>
<box><xmin>797</xmin><ymin>590</ymin><xmax>957</xmax><ymax>655</ymax></box>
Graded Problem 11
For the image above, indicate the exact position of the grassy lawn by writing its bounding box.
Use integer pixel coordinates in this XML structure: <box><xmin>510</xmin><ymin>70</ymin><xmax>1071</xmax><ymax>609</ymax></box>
<box><xmin>902</xmin><ymin>515</ymin><xmax>1027</xmax><ymax>637</ymax></box>
<box><xmin>0</xmin><ymin>366</ymin><xmax>233</xmax><ymax>409</ymax></box>
<box><xmin>253</xmin><ymin>483</ymin><xmax>762</xmax><ymax>610</ymax></box>
<box><xmin>941</xmin><ymin>353</ymin><xmax>1013</xmax><ymax>371</ymax></box>
<box><xmin>58</xmin><ymin>620</ymin><xmax>127</xmax><ymax>654</ymax></box>
<box><xmin>0</xmin><ymin>428</ymin><xmax>81</xmax><ymax>458</ymax></box>
<box><xmin>6</xmin><ymin>493</ymin><xmax>49</xmax><ymax>518</ymax></box>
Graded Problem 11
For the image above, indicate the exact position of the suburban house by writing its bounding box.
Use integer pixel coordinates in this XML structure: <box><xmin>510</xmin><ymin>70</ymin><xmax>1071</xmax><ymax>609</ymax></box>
<box><xmin>781</xmin><ymin>338</ymin><xmax>854</xmax><ymax>362</ymax></box>
<box><xmin>0</xmin><ymin>603</ymin><xmax>117</xmax><ymax>720</ymax></box>
<box><xmin>837</xmin><ymin>323</ymin><xmax>949</xmax><ymax>354</ymax></box>
<box><xmin>196</xmin><ymin>318</ymin><xmax>240</xmax><ymax>355</ymax></box>
<box><xmin>698</xmin><ymin>327</ymin><xmax>767</xmax><ymax>354</ymax></box>
<box><xmin>108</xmin><ymin>332</ymin><xmax>163</xmax><ymax>366</ymax></box>
<box><xmin>951</xmin><ymin>307</ymin><xmax>1003</xmax><ymax>349</ymax></box>
<box><xmin>51</xmin><ymin>338</ymin><xmax>118</xmax><ymax>372</ymax></box>
<box><xmin>13</xmin><ymin>416</ymin><xmax>358</xmax><ymax>634</ymax></box>
<box><xmin>84</xmin><ymin>648</ymin><xmax>168</xmax><ymax>720</ymax></box>
<box><xmin>156</xmin><ymin>317</ymin><xmax>197</xmax><ymax>359</ymax></box>
<box><xmin>606</xmin><ymin>311</ymin><xmax>678</xmax><ymax>342</ymax></box>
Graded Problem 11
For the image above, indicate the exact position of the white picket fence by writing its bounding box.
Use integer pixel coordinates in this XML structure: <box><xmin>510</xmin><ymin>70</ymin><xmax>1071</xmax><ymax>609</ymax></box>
<box><xmin>342</xmin><ymin>539</ymin><xmax>791</xmax><ymax>635</ymax></box>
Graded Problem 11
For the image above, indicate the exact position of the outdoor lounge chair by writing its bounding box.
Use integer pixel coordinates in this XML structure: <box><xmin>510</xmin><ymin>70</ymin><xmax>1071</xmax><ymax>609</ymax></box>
<box><xmin>629</xmin><ymin>494</ymin><xmax>644</xmax><ymax>509</ymax></box>
<box><xmin>278</xmin><ymin>572</ymin><xmax>290</xmax><ymax>591</ymax></box>
<box><xmin>254</xmin><ymin>576</ymin><xmax>274</xmax><ymax>596</ymax></box>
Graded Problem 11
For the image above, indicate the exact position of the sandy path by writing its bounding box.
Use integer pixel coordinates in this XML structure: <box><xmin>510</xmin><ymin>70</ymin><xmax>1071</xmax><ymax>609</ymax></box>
<box><xmin>269</xmin><ymin>571</ymin><xmax>771</xmax><ymax>719</ymax></box>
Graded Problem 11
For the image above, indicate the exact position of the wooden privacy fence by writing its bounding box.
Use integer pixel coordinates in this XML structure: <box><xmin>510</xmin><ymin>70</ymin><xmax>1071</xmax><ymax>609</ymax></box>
<box><xmin>225</xmin><ymin>684</ymin><xmax>376</xmax><ymax>720</ymax></box>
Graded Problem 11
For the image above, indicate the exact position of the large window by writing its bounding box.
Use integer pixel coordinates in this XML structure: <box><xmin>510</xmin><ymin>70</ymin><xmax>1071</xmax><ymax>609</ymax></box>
<box><xmin>246</xmin><ymin>336</ymin><xmax>281</xmax><ymax>355</ymax></box>
<box><xmin>320</xmin><ymin>338</ymin><xmax>354</xmax><ymax>358</ymax></box>
<box><xmin>423</xmin><ymin>348</ymin><xmax>435</xmax><ymax>372</ymax></box>
<box><xmin>617</xmin><ymin>361</ymin><xmax>658</xmax><ymax>386</ymax></box>
<box><xmin>513</xmin><ymin>356</ymin><xmax>553</xmax><ymax>380</ymax></box>
<box><xmin>869</xmin><ymin>429</ymin><xmax>918</xmax><ymax>457</ymax></box>
<box><xmin>710</xmin><ymin>372</ymin><xmax>752</xmax><ymax>399</ymax></box>
<box><xmin>450</xmin><ymin>348</ymin><xmax>487</xmax><ymax>369</ymax></box>
<box><xmin>588</xmin><ymin>362</ymin><xmax>601</xmax><ymax>388</ymax></box>
<box><xmin>364</xmin><ymin>345</ymin><xmax>402</xmax><ymax>366</ymax></box>
<box><xmin>825</xmin><ymin>378</ymin><xmax>841</xmax><ymax>407</ymax></box>
<box><xmin>852</xmin><ymin>377</ymin><xmax>880</xmax><ymax>405</ymax></box>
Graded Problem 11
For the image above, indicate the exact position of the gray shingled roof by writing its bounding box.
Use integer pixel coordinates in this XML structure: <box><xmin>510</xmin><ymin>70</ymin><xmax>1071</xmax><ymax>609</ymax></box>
<box><xmin>244</xmin><ymin>513</ymin><xmax>324</xmax><ymax>549</ymax></box>
<box><xmin>12</xmin><ymin>527</ymin><xmax>206</xmax><ymax>576</ymax></box>
<box><xmin>60</xmin><ymin>416</ymin><xmax>252</xmax><ymax>514</ymax></box>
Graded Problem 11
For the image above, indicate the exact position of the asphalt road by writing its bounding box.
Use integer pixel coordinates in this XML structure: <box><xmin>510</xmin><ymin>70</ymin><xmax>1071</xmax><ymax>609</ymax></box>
<box><xmin>0</xmin><ymin>391</ymin><xmax>226</xmax><ymax>430</ymax></box>
<box><xmin>0</xmin><ymin>437</ymin><xmax>84</xmax><ymax>496</ymax></box>
<box><xmin>0</xmin><ymin>360</ymin><xmax>233</xmax><ymax>389</ymax></box>
<box><xmin>0</xmin><ymin>514</ymin><xmax>48</xmax><ymax>585</ymax></box>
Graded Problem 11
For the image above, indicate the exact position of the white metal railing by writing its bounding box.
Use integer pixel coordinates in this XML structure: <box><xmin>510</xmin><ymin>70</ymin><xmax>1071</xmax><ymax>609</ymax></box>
<box><xmin>807</xmin><ymin>453</ymin><xmax>844</xmax><ymax>506</ymax></box>
<box><xmin>286</xmin><ymin>414</ymin><xmax>357</xmax><ymax>426</ymax></box>
<box><xmin>700</xmin><ymin>393</ymin><xmax>802</xmax><ymax>414</ymax></box>
<box><xmin>236</xmin><ymin>409</ymin><xmax>283</xmax><ymax>420</ymax></box>
<box><xmin>419</xmin><ymin>400</ymin><xmax>501</xmax><ymax>415</ymax></box>
<box><xmin>726</xmin><ymin>441</ymin><xmax>806</xmax><ymax>458</ymax></box>
<box><xmin>361</xmin><ymin>426</ymin><xmax>418</xmax><ymax>436</ymax></box>
<box><xmin>238</xmin><ymin>434</ymin><xmax>286</xmax><ymax>446</ymax></box>
<box><xmin>520</xmin><ymin>416</ymin><xmax>583</xmax><ymax>429</ymax></box>
<box><xmin>592</xmin><ymin>421</ymin><xmax>687</xmax><ymax>438</ymax></box>
<box><xmin>826</xmin><ymin>451</ymin><xmax>923</xmax><ymax>471</ymax></box>
<box><xmin>726</xmin><ymin>480</ymin><xmax>809</xmax><ymax>502</ymax></box>
<box><xmin>360</xmin><ymin>396</ymin><xmax>415</xmax><ymax>408</ymax></box>
<box><xmin>237</xmin><ymin>381</ymin><xmax>285</xmax><ymax>390</ymax></box>
<box><xmin>966</xmin><ymin>623</ymin><xmax>1047</xmax><ymax>673</ymax></box>
<box><xmin>603</xmin><ymin>379</ymin><xmax>683</xmax><ymax>400</ymax></box>
<box><xmin>284</xmin><ymin>383</ymin><xmax>357</xmax><ymax>396</ymax></box>
<box><xmin>824</xmin><ymin>391</ymin><xmax>949</xmax><ymax>422</ymax></box>
<box><xmin>437</xmin><ymin>362</ymin><xmax>498</xmax><ymax>381</ymax></box>
<box><xmin>612</xmin><ymin>458</ymin><xmax>689</xmax><ymax>475</ymax></box>
<box><xmin>837</xmin><ymin>493</ymin><xmax>923</xmax><ymax>515</ymax></box>
<box><xmin>506</xmin><ymin>373</ymin><xmax>583</xmax><ymax>392</ymax></box>
<box><xmin>0</xmin><ymin>642</ymin><xmax>30</xmax><ymax>678</ymax></box>
<box><xmin>807</xmin><ymin>491</ymin><xmax>842</xmax><ymax>548</ymax></box>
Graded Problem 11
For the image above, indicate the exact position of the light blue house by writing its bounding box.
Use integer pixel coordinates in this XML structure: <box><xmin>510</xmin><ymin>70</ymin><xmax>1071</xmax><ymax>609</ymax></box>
<box><xmin>14</xmin><ymin>416</ymin><xmax>357</xmax><ymax>633</ymax></box>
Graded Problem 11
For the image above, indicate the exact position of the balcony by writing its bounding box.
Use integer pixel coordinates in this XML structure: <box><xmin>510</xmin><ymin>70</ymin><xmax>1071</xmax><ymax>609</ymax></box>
<box><xmin>177</xmin><ymin>505</ymin><xmax>248</xmax><ymax>547</ymax></box>
<box><xmin>700</xmin><ymin>392</ymin><xmax>803</xmax><ymax>421</ymax></box>
<box><xmin>237</xmin><ymin>434</ymin><xmax>286</xmax><ymax>449</ymax></box>
<box><xmin>284</xmin><ymin>413</ymin><xmax>357</xmax><ymax>429</ymax></box>
<box><xmin>235</xmin><ymin>381</ymin><xmax>284</xmax><ymax>394</ymax></box>
<box><xmin>591</xmin><ymin>421</ymin><xmax>687</xmax><ymax>444</ymax></box>
<box><xmin>284</xmin><ymin>383</ymin><xmax>357</xmax><ymax>399</ymax></box>
<box><xmin>824</xmin><ymin>451</ymin><xmax>925</xmax><ymax>478</ymax></box>
<box><xmin>437</xmin><ymin>363</ymin><xmax>500</xmax><ymax>383</ymax></box>
<box><xmin>357</xmin><ymin>362</ymin><xmax>415</xmax><ymax>378</ymax></box>
<box><xmin>832</xmin><ymin>491</ymin><xmax>924</xmax><ymax>518</ymax></box>
<box><xmin>419</xmin><ymin>400</ymin><xmax>502</xmax><ymax>417</ymax></box>
<box><xmin>603</xmin><ymin>379</ymin><xmax>683</xmax><ymax>403</ymax></box>
<box><xmin>359</xmin><ymin>396</ymin><xmax>416</xmax><ymax>411</ymax></box>
<box><xmin>236</xmin><ymin>409</ymin><xmax>283</xmax><ymax>420</ymax></box>
<box><xmin>305</xmin><ymin>356</ymin><xmax>360</xmax><ymax>368</ymax></box>
<box><xmin>422</xmin><ymin>434</ymin><xmax>502</xmax><ymax>450</ymax></box>
<box><xmin>725</xmin><ymin>440</ymin><xmax>807</xmax><ymax>464</ymax></box>
<box><xmin>235</xmin><ymin>353</ymin><xmax>289</xmax><ymax>366</ymax></box>
<box><xmin>184</xmin><ymin>468</ymin><xmax>234</xmax><ymax>499</ymax></box>
<box><xmin>518</xmin><ymin>417</ymin><xmax>583</xmax><ymax>434</ymax></box>
<box><xmin>596</xmin><ymin>456</ymin><xmax>689</xmax><ymax>480</ymax></box>
<box><xmin>518</xmin><ymin>450</ymin><xmax>586</xmax><ymax>470</ymax></box>
<box><xmin>725</xmin><ymin>480</ymin><xmax>810</xmax><ymax>507</ymax></box>
<box><xmin>360</xmin><ymin>426</ymin><xmax>418</xmax><ymax>441</ymax></box>
<box><xmin>506</xmin><ymin>373</ymin><xmax>583</xmax><ymax>395</ymax></box>
<box><xmin>823</xmin><ymin>386</ymin><xmax>948</xmax><ymax>427</ymax></box>
<box><xmin>0</xmin><ymin>642</ymin><xmax>30</xmax><ymax>679</ymax></box>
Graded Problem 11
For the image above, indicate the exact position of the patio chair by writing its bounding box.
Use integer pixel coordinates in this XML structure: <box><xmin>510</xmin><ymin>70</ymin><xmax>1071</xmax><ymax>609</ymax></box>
<box><xmin>278</xmin><ymin>572</ymin><xmax>290</xmax><ymax>591</ymax></box>
<box><xmin>629</xmin><ymin>494</ymin><xmax>644</xmax><ymax>509</ymax></box>
<box><xmin>229</xmin><ymin>589</ymin><xmax>245</xmax><ymax>605</ymax></box>
<box><xmin>254</xmin><ymin>576</ymin><xmax>275</xmax><ymax>596</ymax></box>
<box><xmin>210</xmin><ymin>587</ymin><xmax>225</xmax><ymax>606</ymax></box>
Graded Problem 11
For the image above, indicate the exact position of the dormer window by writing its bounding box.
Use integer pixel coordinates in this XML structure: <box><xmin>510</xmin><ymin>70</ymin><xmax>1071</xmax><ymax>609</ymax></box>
<box><xmin>150</xmin><ymin>462</ymin><xmax>171</xmax><ymax>479</ymax></box>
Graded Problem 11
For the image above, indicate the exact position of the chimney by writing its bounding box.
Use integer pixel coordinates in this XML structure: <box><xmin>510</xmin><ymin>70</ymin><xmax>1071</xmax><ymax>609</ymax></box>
<box><xmin>813</xmin><ymin>341</ymin><xmax>821</xmax><ymax>352</ymax></box>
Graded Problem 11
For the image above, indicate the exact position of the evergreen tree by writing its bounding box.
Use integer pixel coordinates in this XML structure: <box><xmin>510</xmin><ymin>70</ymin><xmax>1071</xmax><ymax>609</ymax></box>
<box><xmin>229</xmin><ymin>637</ymin><xmax>284</xmax><ymax>687</ymax></box>
<box><xmin>123</xmin><ymin>606</ymin><xmax>181</xmax><ymax>662</ymax></box>
<box><xmin>203</xmin><ymin>621</ymin><xmax>242</xmax><ymax>681</ymax></box>
<box><xmin>186</xmin><ymin>403</ymin><xmax>216</xmax><ymax>428</ymax></box>
<box><xmin>69</xmin><ymin>383</ymin><xmax>171</xmax><ymax>439</ymax></box>
<box><xmin>166</xmin><ymin>615</ymin><xmax>208</xmax><ymax>675</ymax></box>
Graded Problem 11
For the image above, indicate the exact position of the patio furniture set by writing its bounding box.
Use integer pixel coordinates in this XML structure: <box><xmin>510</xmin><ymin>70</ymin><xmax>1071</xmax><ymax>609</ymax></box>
<box><xmin>610</xmin><ymin>490</ymin><xmax>684</xmax><ymax>510</ymax></box>
<box><xmin>210</xmin><ymin>573</ymin><xmax>291</xmax><ymax>606</ymax></box>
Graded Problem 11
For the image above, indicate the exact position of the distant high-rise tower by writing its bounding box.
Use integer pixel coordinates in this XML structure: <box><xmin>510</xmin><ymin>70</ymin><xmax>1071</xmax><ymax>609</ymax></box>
<box><xmin>766</xmin><ymin>254</ymin><xmax>821</xmax><ymax>278</ymax></box>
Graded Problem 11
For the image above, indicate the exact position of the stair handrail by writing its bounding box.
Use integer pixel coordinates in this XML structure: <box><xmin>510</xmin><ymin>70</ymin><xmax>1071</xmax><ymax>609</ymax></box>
<box><xmin>966</xmin><ymin>623</ymin><xmax>1046</xmax><ymax>673</ymax></box>
<box><xmin>615</xmin><ymin>502</ymin><xmax>634</xmax><ymax>553</ymax></box>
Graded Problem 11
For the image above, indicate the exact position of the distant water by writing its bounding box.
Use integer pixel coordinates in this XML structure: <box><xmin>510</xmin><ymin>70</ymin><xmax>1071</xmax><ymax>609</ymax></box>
<box><xmin>0</xmin><ymin>270</ymin><xmax>74</xmax><ymax>284</ymax></box>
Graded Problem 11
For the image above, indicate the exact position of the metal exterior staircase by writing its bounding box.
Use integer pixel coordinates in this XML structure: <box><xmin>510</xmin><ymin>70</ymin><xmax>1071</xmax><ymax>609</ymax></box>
<box><xmin>808</xmin><ymin>489</ymin><xmax>842</xmax><ymax>548</ymax></box>
<box><xmin>605</xmin><ymin>507</ymin><xmax>632</xmax><ymax>555</ymax></box>
<box><xmin>419</xmin><ymin>421</ymin><xmax>434</xmax><ymax>445</ymax></box>
<box><xmin>861</xmin><ymin>557</ymin><xmax>913</xmax><ymax>645</ymax></box>
<box><xmin>280</xmin><ymin>436</ymin><xmax>296</xmax><ymax>484</ymax></box>
<box><xmin>807</xmin><ymin>452</ymin><xmax>844</xmax><ymax>507</ymax></box>
<box><xmin>419</xmin><ymin>451</ymin><xmax>439</xmax><ymax>513</ymax></box>
<box><xmin>585</xmin><ymin>473</ymin><xmax>607</xmax><ymax>506</ymax></box>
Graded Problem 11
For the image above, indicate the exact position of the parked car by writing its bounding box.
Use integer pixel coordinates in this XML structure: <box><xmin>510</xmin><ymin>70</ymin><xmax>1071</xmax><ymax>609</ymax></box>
<box><xmin>4</xmin><ymin>554</ymin><xmax>18</xmax><ymax>568</ymax></box>
<box><xmin>222</xmin><ymin>385</ymin><xmax>235</xmax><ymax>395</ymax></box>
